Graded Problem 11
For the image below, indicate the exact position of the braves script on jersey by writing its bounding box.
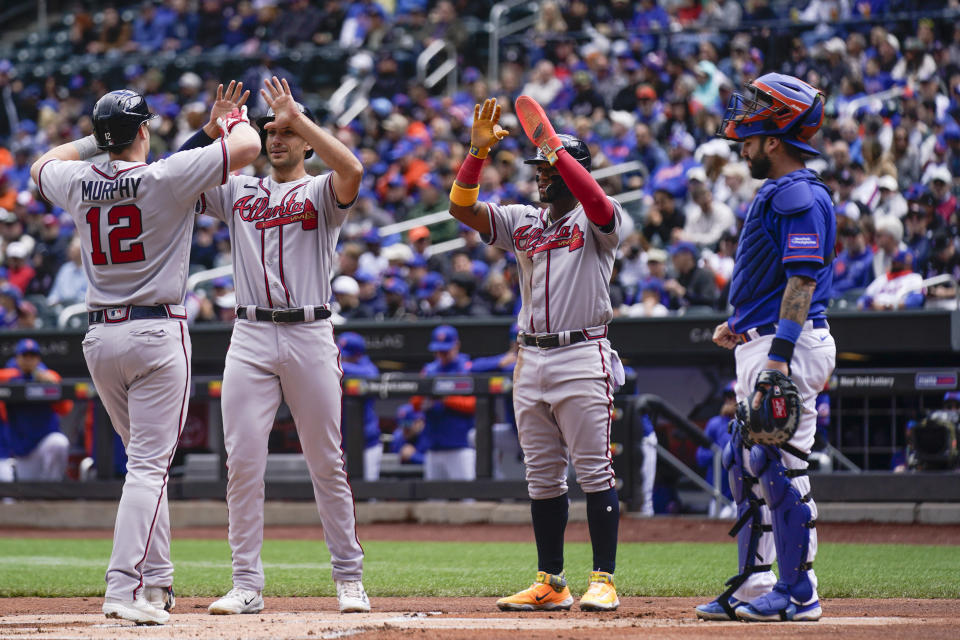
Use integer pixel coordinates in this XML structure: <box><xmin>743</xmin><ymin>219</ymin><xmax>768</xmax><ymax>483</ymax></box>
<box><xmin>36</xmin><ymin>140</ymin><xmax>229</xmax><ymax>308</ymax></box>
<box><xmin>483</xmin><ymin>197</ymin><xmax>624</xmax><ymax>333</ymax></box>
<box><xmin>197</xmin><ymin>173</ymin><xmax>346</xmax><ymax>306</ymax></box>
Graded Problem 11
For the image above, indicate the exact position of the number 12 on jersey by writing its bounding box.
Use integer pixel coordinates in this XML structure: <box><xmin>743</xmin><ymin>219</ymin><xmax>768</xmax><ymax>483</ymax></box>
<box><xmin>85</xmin><ymin>205</ymin><xmax>146</xmax><ymax>265</ymax></box>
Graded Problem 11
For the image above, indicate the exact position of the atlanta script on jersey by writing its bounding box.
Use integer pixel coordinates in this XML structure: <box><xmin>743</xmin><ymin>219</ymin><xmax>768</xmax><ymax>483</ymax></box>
<box><xmin>483</xmin><ymin>197</ymin><xmax>623</xmax><ymax>334</ymax></box>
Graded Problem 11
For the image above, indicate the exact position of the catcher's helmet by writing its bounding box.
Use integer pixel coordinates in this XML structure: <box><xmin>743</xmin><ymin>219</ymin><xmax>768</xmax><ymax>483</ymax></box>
<box><xmin>92</xmin><ymin>90</ymin><xmax>157</xmax><ymax>151</ymax></box>
<box><xmin>255</xmin><ymin>102</ymin><xmax>316</xmax><ymax>159</ymax></box>
<box><xmin>717</xmin><ymin>72</ymin><xmax>824</xmax><ymax>156</ymax></box>
<box><xmin>524</xmin><ymin>134</ymin><xmax>592</xmax><ymax>171</ymax></box>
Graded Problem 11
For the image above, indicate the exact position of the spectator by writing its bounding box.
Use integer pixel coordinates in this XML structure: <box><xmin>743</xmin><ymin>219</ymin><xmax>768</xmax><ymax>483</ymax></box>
<box><xmin>390</xmin><ymin>403</ymin><xmax>427</xmax><ymax>465</ymax></box>
<box><xmin>832</xmin><ymin>223</ymin><xmax>874</xmax><ymax>300</ymax></box>
<box><xmin>923</xmin><ymin>166</ymin><xmax>956</xmax><ymax>225</ymax></box>
<box><xmin>859</xmin><ymin>250</ymin><xmax>925</xmax><ymax>310</ymax></box>
<box><xmin>416</xmin><ymin>325</ymin><xmax>475</xmax><ymax>481</ymax></box>
<box><xmin>642</xmin><ymin>188</ymin><xmax>686</xmax><ymax>247</ymax></box>
<box><xmin>0</xmin><ymin>339</ymin><xmax>72</xmax><ymax>480</ymax></box>
<box><xmin>695</xmin><ymin>381</ymin><xmax>736</xmax><ymax>519</ymax></box>
<box><xmin>27</xmin><ymin>214</ymin><xmax>68</xmax><ymax>297</ymax></box>
<box><xmin>45</xmin><ymin>237</ymin><xmax>87</xmax><ymax>310</ymax></box>
<box><xmin>873</xmin><ymin>175</ymin><xmax>908</xmax><ymax>221</ymax></box>
<box><xmin>379</xmin><ymin>276</ymin><xmax>414</xmax><ymax>320</ymax></box>
<box><xmin>626</xmin><ymin>122</ymin><xmax>668</xmax><ymax>188</ymax></box>
<box><xmin>664</xmin><ymin>242</ymin><xmax>718</xmax><ymax>310</ymax></box>
<box><xmin>923</xmin><ymin>231</ymin><xmax>960</xmax><ymax>308</ymax></box>
<box><xmin>624</xmin><ymin>278</ymin><xmax>669</xmax><ymax>317</ymax></box>
<box><xmin>415</xmin><ymin>271</ymin><xmax>453</xmax><ymax>317</ymax></box>
<box><xmin>88</xmin><ymin>6</ymin><xmax>132</xmax><ymax>54</ymax></box>
<box><xmin>4</xmin><ymin>241</ymin><xmax>34</xmax><ymax>294</ymax></box>
<box><xmin>332</xmin><ymin>275</ymin><xmax>370</xmax><ymax>320</ymax></box>
<box><xmin>482</xmin><ymin>273</ymin><xmax>516</xmax><ymax>317</ymax></box>
<box><xmin>521</xmin><ymin>60</ymin><xmax>564</xmax><ymax>109</ymax></box>
<box><xmin>0</xmin><ymin>284</ymin><xmax>21</xmax><ymax>329</ymax></box>
<box><xmin>441</xmin><ymin>272</ymin><xmax>489</xmax><ymax>317</ymax></box>
<box><xmin>872</xmin><ymin>215</ymin><xmax>906</xmax><ymax>279</ymax></box>
<box><xmin>681</xmin><ymin>179</ymin><xmax>735</xmax><ymax>248</ymax></box>
<box><xmin>904</xmin><ymin>201</ymin><xmax>934</xmax><ymax>275</ymax></box>
<box><xmin>337</xmin><ymin>332</ymin><xmax>382</xmax><ymax>481</ymax></box>
<box><xmin>354</xmin><ymin>270</ymin><xmax>383</xmax><ymax>317</ymax></box>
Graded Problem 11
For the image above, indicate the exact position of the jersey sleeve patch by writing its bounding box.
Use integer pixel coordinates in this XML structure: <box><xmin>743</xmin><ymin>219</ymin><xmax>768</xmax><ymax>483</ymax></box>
<box><xmin>787</xmin><ymin>233</ymin><xmax>819</xmax><ymax>250</ymax></box>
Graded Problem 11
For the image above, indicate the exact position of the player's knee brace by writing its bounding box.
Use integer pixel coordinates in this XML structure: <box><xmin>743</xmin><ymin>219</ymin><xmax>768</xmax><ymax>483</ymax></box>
<box><xmin>749</xmin><ymin>444</ymin><xmax>816</xmax><ymax>602</ymax></box>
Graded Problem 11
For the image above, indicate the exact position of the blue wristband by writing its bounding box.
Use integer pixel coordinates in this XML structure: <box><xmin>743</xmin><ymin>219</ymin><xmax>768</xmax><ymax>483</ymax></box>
<box><xmin>769</xmin><ymin>318</ymin><xmax>803</xmax><ymax>364</ymax></box>
<box><xmin>774</xmin><ymin>318</ymin><xmax>803</xmax><ymax>344</ymax></box>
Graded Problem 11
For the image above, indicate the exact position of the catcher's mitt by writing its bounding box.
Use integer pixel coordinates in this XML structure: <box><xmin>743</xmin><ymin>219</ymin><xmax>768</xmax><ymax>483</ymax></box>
<box><xmin>740</xmin><ymin>369</ymin><xmax>802</xmax><ymax>446</ymax></box>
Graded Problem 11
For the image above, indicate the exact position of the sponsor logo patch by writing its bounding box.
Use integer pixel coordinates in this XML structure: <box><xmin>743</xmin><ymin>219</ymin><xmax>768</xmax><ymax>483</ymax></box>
<box><xmin>788</xmin><ymin>233</ymin><xmax>819</xmax><ymax>249</ymax></box>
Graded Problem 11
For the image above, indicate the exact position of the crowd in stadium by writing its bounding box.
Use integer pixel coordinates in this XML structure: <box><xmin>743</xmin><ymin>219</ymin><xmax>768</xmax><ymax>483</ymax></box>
<box><xmin>0</xmin><ymin>0</ymin><xmax>959</xmax><ymax>329</ymax></box>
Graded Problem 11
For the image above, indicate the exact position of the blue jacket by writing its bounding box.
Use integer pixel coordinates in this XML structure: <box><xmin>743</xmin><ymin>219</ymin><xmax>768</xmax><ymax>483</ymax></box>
<box><xmin>390</xmin><ymin>426</ymin><xmax>428</xmax><ymax>465</ymax></box>
<box><xmin>420</xmin><ymin>354</ymin><xmax>474</xmax><ymax>450</ymax></box>
<box><xmin>340</xmin><ymin>356</ymin><xmax>381</xmax><ymax>449</ymax></box>
<box><xmin>0</xmin><ymin>364</ymin><xmax>66</xmax><ymax>458</ymax></box>
<box><xmin>832</xmin><ymin>246</ymin><xmax>874</xmax><ymax>298</ymax></box>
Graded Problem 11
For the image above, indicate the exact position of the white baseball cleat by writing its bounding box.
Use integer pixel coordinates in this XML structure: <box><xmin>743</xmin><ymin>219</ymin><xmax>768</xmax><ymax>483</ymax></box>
<box><xmin>103</xmin><ymin>596</ymin><xmax>170</xmax><ymax>625</ymax></box>
<box><xmin>208</xmin><ymin>587</ymin><xmax>264</xmax><ymax>615</ymax></box>
<box><xmin>336</xmin><ymin>580</ymin><xmax>370</xmax><ymax>613</ymax></box>
<box><xmin>143</xmin><ymin>586</ymin><xmax>175</xmax><ymax>612</ymax></box>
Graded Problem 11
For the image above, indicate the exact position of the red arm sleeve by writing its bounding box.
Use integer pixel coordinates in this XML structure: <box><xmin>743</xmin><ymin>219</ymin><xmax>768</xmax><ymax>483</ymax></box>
<box><xmin>553</xmin><ymin>149</ymin><xmax>614</xmax><ymax>227</ymax></box>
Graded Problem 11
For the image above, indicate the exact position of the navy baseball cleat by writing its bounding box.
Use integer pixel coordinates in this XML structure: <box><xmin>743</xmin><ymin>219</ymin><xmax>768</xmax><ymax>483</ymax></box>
<box><xmin>694</xmin><ymin>596</ymin><xmax>745</xmax><ymax>621</ymax></box>
<box><xmin>735</xmin><ymin>589</ymin><xmax>822</xmax><ymax>622</ymax></box>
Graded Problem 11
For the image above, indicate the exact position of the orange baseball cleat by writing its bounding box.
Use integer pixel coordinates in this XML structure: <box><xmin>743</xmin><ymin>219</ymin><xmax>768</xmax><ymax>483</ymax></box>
<box><xmin>496</xmin><ymin>571</ymin><xmax>574</xmax><ymax>611</ymax></box>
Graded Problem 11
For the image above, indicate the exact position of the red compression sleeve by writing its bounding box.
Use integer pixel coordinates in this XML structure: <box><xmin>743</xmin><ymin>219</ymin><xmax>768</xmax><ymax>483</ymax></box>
<box><xmin>554</xmin><ymin>150</ymin><xmax>614</xmax><ymax>227</ymax></box>
<box><xmin>455</xmin><ymin>153</ymin><xmax>485</xmax><ymax>186</ymax></box>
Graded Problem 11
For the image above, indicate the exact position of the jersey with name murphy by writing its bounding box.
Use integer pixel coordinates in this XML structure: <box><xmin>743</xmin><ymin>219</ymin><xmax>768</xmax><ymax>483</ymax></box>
<box><xmin>483</xmin><ymin>197</ymin><xmax>623</xmax><ymax>333</ymax></box>
<box><xmin>198</xmin><ymin>172</ymin><xmax>354</xmax><ymax>309</ymax></box>
<box><xmin>36</xmin><ymin>140</ymin><xmax>229</xmax><ymax>309</ymax></box>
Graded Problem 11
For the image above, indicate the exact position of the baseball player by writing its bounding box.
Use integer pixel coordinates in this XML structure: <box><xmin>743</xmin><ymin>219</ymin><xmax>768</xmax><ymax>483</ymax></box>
<box><xmin>417</xmin><ymin>325</ymin><xmax>476</xmax><ymax>481</ymax></box>
<box><xmin>448</xmin><ymin>96</ymin><xmax>625</xmax><ymax>612</ymax></box>
<box><xmin>179</xmin><ymin>77</ymin><xmax>369</xmax><ymax>614</ymax></box>
<box><xmin>29</xmin><ymin>88</ymin><xmax>260</xmax><ymax>625</ymax></box>
<box><xmin>696</xmin><ymin>73</ymin><xmax>835</xmax><ymax>622</ymax></box>
<box><xmin>0</xmin><ymin>338</ymin><xmax>73</xmax><ymax>481</ymax></box>
<box><xmin>337</xmin><ymin>331</ymin><xmax>383</xmax><ymax>481</ymax></box>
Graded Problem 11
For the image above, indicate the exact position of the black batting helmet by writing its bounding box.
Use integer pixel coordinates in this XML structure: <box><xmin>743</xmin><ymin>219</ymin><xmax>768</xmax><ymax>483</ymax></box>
<box><xmin>255</xmin><ymin>102</ymin><xmax>316</xmax><ymax>159</ymax></box>
<box><xmin>524</xmin><ymin>134</ymin><xmax>592</xmax><ymax>171</ymax></box>
<box><xmin>92</xmin><ymin>90</ymin><xmax>157</xmax><ymax>151</ymax></box>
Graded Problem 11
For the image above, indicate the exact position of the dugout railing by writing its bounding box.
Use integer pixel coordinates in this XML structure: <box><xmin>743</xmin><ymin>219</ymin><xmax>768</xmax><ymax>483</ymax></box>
<box><xmin>3</xmin><ymin>371</ymin><xmax>960</xmax><ymax>506</ymax></box>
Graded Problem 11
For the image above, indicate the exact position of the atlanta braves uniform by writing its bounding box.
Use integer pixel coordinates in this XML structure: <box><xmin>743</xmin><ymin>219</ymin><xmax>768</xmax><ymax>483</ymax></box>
<box><xmin>36</xmin><ymin>138</ymin><xmax>230</xmax><ymax>602</ymax></box>
<box><xmin>197</xmin><ymin>171</ymin><xmax>364</xmax><ymax>591</ymax></box>
<box><xmin>482</xmin><ymin>199</ymin><xmax>626</xmax><ymax>498</ymax></box>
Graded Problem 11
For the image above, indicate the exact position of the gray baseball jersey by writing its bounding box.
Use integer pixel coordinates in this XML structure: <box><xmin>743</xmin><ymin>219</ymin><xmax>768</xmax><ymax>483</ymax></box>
<box><xmin>197</xmin><ymin>173</ymin><xmax>349</xmax><ymax>307</ymax></box>
<box><xmin>480</xmin><ymin>196</ymin><xmax>625</xmax><ymax>502</ymax></box>
<box><xmin>482</xmin><ymin>198</ymin><xmax>623</xmax><ymax>333</ymax></box>
<box><xmin>198</xmin><ymin>171</ymin><xmax>364</xmax><ymax>591</ymax></box>
<box><xmin>37</xmin><ymin>139</ymin><xmax>229</xmax><ymax>603</ymax></box>
<box><xmin>37</xmin><ymin>140</ymin><xmax>229</xmax><ymax>308</ymax></box>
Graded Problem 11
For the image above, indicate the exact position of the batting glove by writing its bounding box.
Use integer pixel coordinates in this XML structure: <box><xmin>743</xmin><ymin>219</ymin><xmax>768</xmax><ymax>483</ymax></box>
<box><xmin>217</xmin><ymin>106</ymin><xmax>249</xmax><ymax>137</ymax></box>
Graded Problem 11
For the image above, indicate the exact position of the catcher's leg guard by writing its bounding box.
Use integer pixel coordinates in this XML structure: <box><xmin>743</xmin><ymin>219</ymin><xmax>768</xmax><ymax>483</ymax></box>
<box><xmin>736</xmin><ymin>444</ymin><xmax>819</xmax><ymax>621</ymax></box>
<box><xmin>695</xmin><ymin>431</ymin><xmax>775</xmax><ymax>621</ymax></box>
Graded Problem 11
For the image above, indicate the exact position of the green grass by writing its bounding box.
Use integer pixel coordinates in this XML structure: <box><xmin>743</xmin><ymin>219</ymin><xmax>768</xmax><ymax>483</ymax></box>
<box><xmin>1</xmin><ymin>538</ymin><xmax>958</xmax><ymax>599</ymax></box>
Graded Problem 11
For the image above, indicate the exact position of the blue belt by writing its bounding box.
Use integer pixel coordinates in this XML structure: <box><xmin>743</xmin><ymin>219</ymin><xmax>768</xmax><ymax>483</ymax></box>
<box><xmin>739</xmin><ymin>318</ymin><xmax>829</xmax><ymax>343</ymax></box>
<box><xmin>88</xmin><ymin>305</ymin><xmax>185</xmax><ymax>324</ymax></box>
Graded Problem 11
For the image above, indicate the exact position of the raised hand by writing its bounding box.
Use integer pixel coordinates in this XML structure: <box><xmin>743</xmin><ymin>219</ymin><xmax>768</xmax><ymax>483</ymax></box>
<box><xmin>206</xmin><ymin>81</ymin><xmax>249</xmax><ymax>137</ymax></box>
<box><xmin>470</xmin><ymin>98</ymin><xmax>510</xmax><ymax>156</ymax></box>
<box><xmin>260</xmin><ymin>76</ymin><xmax>301</xmax><ymax>131</ymax></box>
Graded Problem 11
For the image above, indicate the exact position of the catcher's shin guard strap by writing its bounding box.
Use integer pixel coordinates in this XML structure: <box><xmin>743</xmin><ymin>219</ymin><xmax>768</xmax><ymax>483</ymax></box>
<box><xmin>753</xmin><ymin>445</ymin><xmax>816</xmax><ymax>601</ymax></box>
